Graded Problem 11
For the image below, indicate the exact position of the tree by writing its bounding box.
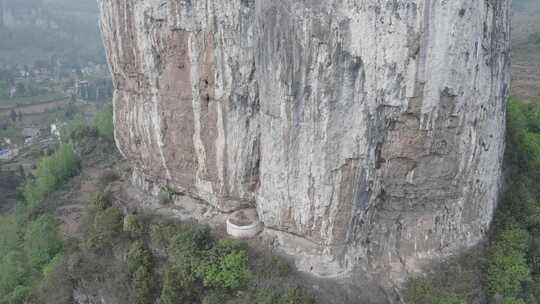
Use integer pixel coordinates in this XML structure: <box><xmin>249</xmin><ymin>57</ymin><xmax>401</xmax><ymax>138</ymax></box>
<box><xmin>487</xmin><ymin>228</ymin><xmax>530</xmax><ymax>298</ymax></box>
<box><xmin>0</xmin><ymin>251</ymin><xmax>29</xmax><ymax>295</ymax></box>
<box><xmin>94</xmin><ymin>104</ymin><xmax>114</xmax><ymax>141</ymax></box>
<box><xmin>23</xmin><ymin>215</ymin><xmax>63</xmax><ymax>271</ymax></box>
<box><xmin>195</xmin><ymin>240</ymin><xmax>251</xmax><ymax>290</ymax></box>
<box><xmin>23</xmin><ymin>144</ymin><xmax>79</xmax><ymax>209</ymax></box>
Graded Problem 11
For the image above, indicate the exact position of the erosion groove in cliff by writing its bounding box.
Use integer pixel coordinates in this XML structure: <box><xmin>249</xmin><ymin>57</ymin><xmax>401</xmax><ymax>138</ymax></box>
<box><xmin>98</xmin><ymin>0</ymin><xmax>511</xmax><ymax>279</ymax></box>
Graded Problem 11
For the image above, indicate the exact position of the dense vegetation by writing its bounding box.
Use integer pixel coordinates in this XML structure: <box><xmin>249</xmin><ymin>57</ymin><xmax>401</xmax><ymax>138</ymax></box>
<box><xmin>0</xmin><ymin>103</ymin><xmax>118</xmax><ymax>303</ymax></box>
<box><xmin>0</xmin><ymin>214</ymin><xmax>63</xmax><ymax>304</ymax></box>
<box><xmin>0</xmin><ymin>142</ymin><xmax>77</xmax><ymax>303</ymax></box>
<box><xmin>21</xmin><ymin>143</ymin><xmax>79</xmax><ymax>212</ymax></box>
<box><xmin>487</xmin><ymin>97</ymin><xmax>540</xmax><ymax>303</ymax></box>
<box><xmin>94</xmin><ymin>104</ymin><xmax>114</xmax><ymax>141</ymax></box>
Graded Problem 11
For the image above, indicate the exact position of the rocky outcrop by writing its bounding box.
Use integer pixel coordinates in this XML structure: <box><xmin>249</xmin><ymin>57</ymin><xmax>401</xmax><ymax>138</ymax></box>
<box><xmin>98</xmin><ymin>0</ymin><xmax>510</xmax><ymax>280</ymax></box>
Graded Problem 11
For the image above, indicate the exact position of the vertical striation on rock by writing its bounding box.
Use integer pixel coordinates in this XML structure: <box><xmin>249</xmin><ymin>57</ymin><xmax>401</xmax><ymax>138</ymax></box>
<box><xmin>98</xmin><ymin>0</ymin><xmax>511</xmax><ymax>279</ymax></box>
<box><xmin>99</xmin><ymin>0</ymin><xmax>261</xmax><ymax>212</ymax></box>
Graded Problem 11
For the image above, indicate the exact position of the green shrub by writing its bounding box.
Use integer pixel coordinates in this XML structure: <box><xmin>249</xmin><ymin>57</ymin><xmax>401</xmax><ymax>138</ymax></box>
<box><xmin>486</xmin><ymin>228</ymin><xmax>530</xmax><ymax>297</ymax></box>
<box><xmin>84</xmin><ymin>233</ymin><xmax>104</xmax><ymax>251</ymax></box>
<box><xmin>502</xmin><ymin>297</ymin><xmax>527</xmax><ymax>304</ymax></box>
<box><xmin>501</xmin><ymin>186</ymin><xmax>540</xmax><ymax>229</ymax></box>
<box><xmin>93</xmin><ymin>207</ymin><xmax>123</xmax><ymax>236</ymax></box>
<box><xmin>485</xmin><ymin>98</ymin><xmax>540</xmax><ymax>301</ymax></box>
<box><xmin>403</xmin><ymin>275</ymin><xmax>467</xmax><ymax>304</ymax></box>
<box><xmin>23</xmin><ymin>215</ymin><xmax>63</xmax><ymax>271</ymax></box>
<box><xmin>132</xmin><ymin>266</ymin><xmax>154</xmax><ymax>304</ymax></box>
<box><xmin>0</xmin><ymin>216</ymin><xmax>21</xmax><ymax>257</ymax></box>
<box><xmin>92</xmin><ymin>191</ymin><xmax>111</xmax><ymax>210</ymax></box>
<box><xmin>87</xmin><ymin>207</ymin><xmax>124</xmax><ymax>249</ymax></box>
<box><xmin>255</xmin><ymin>255</ymin><xmax>291</xmax><ymax>278</ymax></box>
<box><xmin>94</xmin><ymin>104</ymin><xmax>114</xmax><ymax>141</ymax></box>
<box><xmin>487</xmin><ymin>251</ymin><xmax>529</xmax><ymax>297</ymax></box>
<box><xmin>195</xmin><ymin>239</ymin><xmax>251</xmax><ymax>290</ymax></box>
<box><xmin>65</xmin><ymin>251</ymin><xmax>104</xmax><ymax>282</ymax></box>
<box><xmin>22</xmin><ymin>144</ymin><xmax>79</xmax><ymax>209</ymax></box>
<box><xmin>127</xmin><ymin>241</ymin><xmax>153</xmax><ymax>274</ymax></box>
<box><xmin>0</xmin><ymin>251</ymin><xmax>29</xmax><ymax>296</ymax></box>
<box><xmin>522</xmin><ymin>278</ymin><xmax>540</xmax><ymax>303</ymax></box>
<box><xmin>201</xmin><ymin>250</ymin><xmax>250</xmax><ymax>290</ymax></box>
<box><xmin>59</xmin><ymin>114</ymin><xmax>84</xmax><ymax>140</ymax></box>
<box><xmin>168</xmin><ymin>224</ymin><xmax>213</xmax><ymax>260</ymax></box>
<box><xmin>495</xmin><ymin>227</ymin><xmax>530</xmax><ymax>253</ymax></box>
<box><xmin>160</xmin><ymin>266</ymin><xmax>199</xmax><ymax>304</ymax></box>
<box><xmin>270</xmin><ymin>256</ymin><xmax>291</xmax><ymax>277</ymax></box>
<box><xmin>5</xmin><ymin>285</ymin><xmax>32</xmax><ymax>304</ymax></box>
<box><xmin>124</xmin><ymin>214</ymin><xmax>145</xmax><ymax>236</ymax></box>
<box><xmin>42</xmin><ymin>253</ymin><xmax>64</xmax><ymax>277</ymax></box>
<box><xmin>70</xmin><ymin>123</ymin><xmax>97</xmax><ymax>141</ymax></box>
<box><xmin>149</xmin><ymin>223</ymin><xmax>177</xmax><ymax>249</ymax></box>
<box><xmin>529</xmin><ymin>237</ymin><xmax>540</xmax><ymax>274</ymax></box>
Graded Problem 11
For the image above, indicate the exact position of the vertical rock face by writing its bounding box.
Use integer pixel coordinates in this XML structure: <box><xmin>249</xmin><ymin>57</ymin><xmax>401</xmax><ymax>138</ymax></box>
<box><xmin>98</xmin><ymin>0</ymin><xmax>510</xmax><ymax>278</ymax></box>
<box><xmin>99</xmin><ymin>0</ymin><xmax>261</xmax><ymax>212</ymax></box>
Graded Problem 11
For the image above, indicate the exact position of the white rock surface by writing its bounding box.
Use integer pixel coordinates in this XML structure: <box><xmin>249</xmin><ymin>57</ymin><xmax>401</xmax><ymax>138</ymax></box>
<box><xmin>98</xmin><ymin>0</ymin><xmax>511</xmax><ymax>280</ymax></box>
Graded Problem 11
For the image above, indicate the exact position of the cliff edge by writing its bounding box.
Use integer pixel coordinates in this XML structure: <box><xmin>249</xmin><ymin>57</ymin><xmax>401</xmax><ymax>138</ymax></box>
<box><xmin>98</xmin><ymin>0</ymin><xmax>510</xmax><ymax>280</ymax></box>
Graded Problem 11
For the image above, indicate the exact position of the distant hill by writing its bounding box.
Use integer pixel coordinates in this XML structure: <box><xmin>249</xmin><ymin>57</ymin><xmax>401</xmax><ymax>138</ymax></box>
<box><xmin>514</xmin><ymin>0</ymin><xmax>540</xmax><ymax>13</ymax></box>
<box><xmin>0</xmin><ymin>0</ymin><xmax>104</xmax><ymax>67</ymax></box>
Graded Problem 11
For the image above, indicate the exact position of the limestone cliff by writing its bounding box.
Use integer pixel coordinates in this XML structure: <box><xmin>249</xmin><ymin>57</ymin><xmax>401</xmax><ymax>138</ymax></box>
<box><xmin>98</xmin><ymin>0</ymin><xmax>510</xmax><ymax>279</ymax></box>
